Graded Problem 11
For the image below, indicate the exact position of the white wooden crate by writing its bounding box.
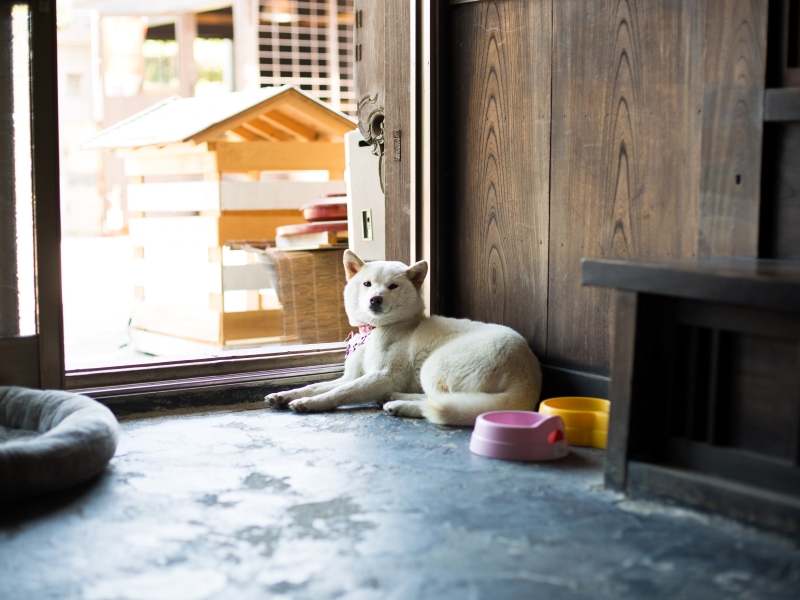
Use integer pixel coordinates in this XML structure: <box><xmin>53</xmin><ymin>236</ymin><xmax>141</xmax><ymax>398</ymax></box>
<box><xmin>127</xmin><ymin>180</ymin><xmax>347</xmax><ymax>213</ymax></box>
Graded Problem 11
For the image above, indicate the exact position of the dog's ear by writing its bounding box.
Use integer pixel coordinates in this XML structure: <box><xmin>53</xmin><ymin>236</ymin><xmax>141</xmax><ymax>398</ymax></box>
<box><xmin>405</xmin><ymin>260</ymin><xmax>428</xmax><ymax>290</ymax></box>
<box><xmin>343</xmin><ymin>250</ymin><xmax>365</xmax><ymax>280</ymax></box>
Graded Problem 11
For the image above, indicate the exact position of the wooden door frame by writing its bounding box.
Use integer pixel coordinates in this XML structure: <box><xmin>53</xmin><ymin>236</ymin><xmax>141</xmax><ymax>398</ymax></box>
<box><xmin>30</xmin><ymin>0</ymin><xmax>65</xmax><ymax>389</ymax></box>
<box><xmin>0</xmin><ymin>0</ymin><xmax>64</xmax><ymax>390</ymax></box>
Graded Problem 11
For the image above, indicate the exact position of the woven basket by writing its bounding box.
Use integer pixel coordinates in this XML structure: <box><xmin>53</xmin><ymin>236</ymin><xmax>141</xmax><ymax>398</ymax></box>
<box><xmin>267</xmin><ymin>248</ymin><xmax>356</xmax><ymax>344</ymax></box>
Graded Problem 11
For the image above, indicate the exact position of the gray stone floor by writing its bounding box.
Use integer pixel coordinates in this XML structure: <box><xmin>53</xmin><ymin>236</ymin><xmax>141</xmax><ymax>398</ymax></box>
<box><xmin>2</xmin><ymin>405</ymin><xmax>800</xmax><ymax>600</ymax></box>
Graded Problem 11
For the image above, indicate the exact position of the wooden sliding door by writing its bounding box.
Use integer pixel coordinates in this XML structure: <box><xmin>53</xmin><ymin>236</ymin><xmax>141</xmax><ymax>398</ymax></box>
<box><xmin>435</xmin><ymin>0</ymin><xmax>768</xmax><ymax>380</ymax></box>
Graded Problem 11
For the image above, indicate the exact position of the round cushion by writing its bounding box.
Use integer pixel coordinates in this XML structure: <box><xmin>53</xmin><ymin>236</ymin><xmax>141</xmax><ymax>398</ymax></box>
<box><xmin>0</xmin><ymin>386</ymin><xmax>119</xmax><ymax>501</ymax></box>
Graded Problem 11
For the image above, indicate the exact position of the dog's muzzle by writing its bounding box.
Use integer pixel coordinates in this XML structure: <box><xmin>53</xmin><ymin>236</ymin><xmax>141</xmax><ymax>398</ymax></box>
<box><xmin>369</xmin><ymin>295</ymin><xmax>383</xmax><ymax>312</ymax></box>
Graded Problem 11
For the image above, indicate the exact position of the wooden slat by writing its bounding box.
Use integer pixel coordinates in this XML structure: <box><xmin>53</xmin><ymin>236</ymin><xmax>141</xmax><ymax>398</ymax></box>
<box><xmin>764</xmin><ymin>88</ymin><xmax>800</xmax><ymax>121</ymax></box>
<box><xmin>124</xmin><ymin>150</ymin><xmax>219</xmax><ymax>176</ymax></box>
<box><xmin>131</xmin><ymin>302</ymin><xmax>281</xmax><ymax>343</ymax></box>
<box><xmin>582</xmin><ymin>257</ymin><xmax>800</xmax><ymax>313</ymax></box>
<box><xmin>715</xmin><ymin>332</ymin><xmax>800</xmax><ymax>459</ymax></box>
<box><xmin>245</xmin><ymin>117</ymin><xmax>293</xmax><ymax>141</ymax></box>
<box><xmin>214</xmin><ymin>140</ymin><xmax>345</xmax><ymax>173</ymax></box>
<box><xmin>262</xmin><ymin>110</ymin><xmax>319</xmax><ymax>141</ymax></box>
<box><xmin>129</xmin><ymin>328</ymin><xmax>283</xmax><ymax>357</ymax></box>
<box><xmin>764</xmin><ymin>123</ymin><xmax>800</xmax><ymax>259</ymax></box>
<box><xmin>125</xmin><ymin>141</ymin><xmax>345</xmax><ymax>176</ymax></box>
<box><xmin>129</xmin><ymin>214</ymin><xmax>302</xmax><ymax>246</ymax></box>
<box><xmin>237</xmin><ymin>122</ymin><xmax>273</xmax><ymax>141</ymax></box>
<box><xmin>439</xmin><ymin>0</ymin><xmax>551</xmax><ymax>357</ymax></box>
<box><xmin>189</xmin><ymin>88</ymin><xmax>354</xmax><ymax>144</ymax></box>
<box><xmin>223</xmin><ymin>310</ymin><xmax>281</xmax><ymax>341</ymax></box>
<box><xmin>132</xmin><ymin>259</ymin><xmax>222</xmax><ymax>294</ymax></box>
<box><xmin>133</xmin><ymin>262</ymin><xmax>273</xmax><ymax>298</ymax></box>
<box><xmin>605</xmin><ymin>290</ymin><xmax>638</xmax><ymax>491</ymax></box>
<box><xmin>30</xmin><ymin>4</ymin><xmax>64</xmax><ymax>388</ymax></box>
<box><xmin>697</xmin><ymin>0</ymin><xmax>768</xmax><ymax>257</ymax></box>
<box><xmin>268</xmin><ymin>90</ymin><xmax>356</xmax><ymax>137</ymax></box>
<box><xmin>547</xmin><ymin>0</ymin><xmax>705</xmax><ymax>373</ymax></box>
<box><xmin>132</xmin><ymin>302</ymin><xmax>223</xmax><ymax>343</ymax></box>
<box><xmin>627</xmin><ymin>461</ymin><xmax>800</xmax><ymax>534</ymax></box>
<box><xmin>138</xmin><ymin>288</ymin><xmax>218</xmax><ymax>311</ymax></box>
<box><xmin>128</xmin><ymin>180</ymin><xmax>346</xmax><ymax>212</ymax></box>
<box><xmin>187</xmin><ymin>95</ymin><xmax>292</xmax><ymax>144</ymax></box>
<box><xmin>0</xmin><ymin>336</ymin><xmax>40</xmax><ymax>388</ymax></box>
<box><xmin>116</xmin><ymin>142</ymin><xmax>212</xmax><ymax>158</ymax></box>
<box><xmin>230</xmin><ymin>125</ymin><xmax>263</xmax><ymax>141</ymax></box>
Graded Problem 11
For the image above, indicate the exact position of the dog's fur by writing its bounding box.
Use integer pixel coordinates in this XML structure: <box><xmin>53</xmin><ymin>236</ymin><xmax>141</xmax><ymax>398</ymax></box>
<box><xmin>265</xmin><ymin>250</ymin><xmax>542</xmax><ymax>426</ymax></box>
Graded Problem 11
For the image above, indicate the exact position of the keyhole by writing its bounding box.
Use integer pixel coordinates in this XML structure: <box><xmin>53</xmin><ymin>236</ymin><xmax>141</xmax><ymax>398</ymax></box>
<box><xmin>370</xmin><ymin>114</ymin><xmax>385</xmax><ymax>140</ymax></box>
<box><xmin>735</xmin><ymin>174</ymin><xmax>742</xmax><ymax>185</ymax></box>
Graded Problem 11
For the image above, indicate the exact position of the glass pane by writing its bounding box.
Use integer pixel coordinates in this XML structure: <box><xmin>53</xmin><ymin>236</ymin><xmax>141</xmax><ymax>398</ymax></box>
<box><xmin>0</xmin><ymin>4</ymin><xmax>36</xmax><ymax>338</ymax></box>
<box><xmin>58</xmin><ymin>1</ymin><xmax>360</xmax><ymax>369</ymax></box>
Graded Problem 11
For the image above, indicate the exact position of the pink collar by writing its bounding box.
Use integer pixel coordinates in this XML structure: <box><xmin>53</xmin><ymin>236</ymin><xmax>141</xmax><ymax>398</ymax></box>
<box><xmin>345</xmin><ymin>325</ymin><xmax>376</xmax><ymax>358</ymax></box>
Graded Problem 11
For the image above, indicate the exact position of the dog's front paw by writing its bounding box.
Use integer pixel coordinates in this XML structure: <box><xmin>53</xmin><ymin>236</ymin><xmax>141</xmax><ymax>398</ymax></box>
<box><xmin>378</xmin><ymin>392</ymin><xmax>405</xmax><ymax>407</ymax></box>
<box><xmin>383</xmin><ymin>400</ymin><xmax>403</xmax><ymax>416</ymax></box>
<box><xmin>265</xmin><ymin>392</ymin><xmax>290</xmax><ymax>409</ymax></box>
<box><xmin>289</xmin><ymin>398</ymin><xmax>313</xmax><ymax>413</ymax></box>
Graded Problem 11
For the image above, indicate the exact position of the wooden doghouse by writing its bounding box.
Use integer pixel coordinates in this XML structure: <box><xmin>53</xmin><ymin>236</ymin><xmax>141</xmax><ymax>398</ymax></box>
<box><xmin>84</xmin><ymin>86</ymin><xmax>356</xmax><ymax>354</ymax></box>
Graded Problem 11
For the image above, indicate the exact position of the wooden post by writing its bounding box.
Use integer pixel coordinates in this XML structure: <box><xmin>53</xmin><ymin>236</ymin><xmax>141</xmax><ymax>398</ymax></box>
<box><xmin>30</xmin><ymin>0</ymin><xmax>65</xmax><ymax>388</ymax></box>
<box><xmin>233</xmin><ymin>0</ymin><xmax>261</xmax><ymax>91</ymax></box>
<box><xmin>0</xmin><ymin>7</ymin><xmax>19</xmax><ymax>336</ymax></box>
<box><xmin>697</xmin><ymin>0</ymin><xmax>768</xmax><ymax>257</ymax></box>
<box><xmin>175</xmin><ymin>13</ymin><xmax>197</xmax><ymax>98</ymax></box>
<box><xmin>606</xmin><ymin>290</ymin><xmax>639</xmax><ymax>491</ymax></box>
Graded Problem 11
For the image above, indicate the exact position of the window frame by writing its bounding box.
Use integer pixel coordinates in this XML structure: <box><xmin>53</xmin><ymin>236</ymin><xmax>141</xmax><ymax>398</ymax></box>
<box><xmin>2</xmin><ymin>0</ymin><xmax>420</xmax><ymax>410</ymax></box>
<box><xmin>0</xmin><ymin>0</ymin><xmax>64</xmax><ymax>390</ymax></box>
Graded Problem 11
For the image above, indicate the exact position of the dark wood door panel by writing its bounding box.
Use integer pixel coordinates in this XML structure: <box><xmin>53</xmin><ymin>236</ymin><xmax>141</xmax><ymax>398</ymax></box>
<box><xmin>761</xmin><ymin>123</ymin><xmax>800</xmax><ymax>259</ymax></box>
<box><xmin>547</xmin><ymin>0</ymin><xmax>706</xmax><ymax>373</ymax></box>
<box><xmin>698</xmin><ymin>0</ymin><xmax>768</xmax><ymax>257</ymax></box>
<box><xmin>440</xmin><ymin>0</ymin><xmax>551</xmax><ymax>357</ymax></box>
<box><xmin>384</xmin><ymin>0</ymin><xmax>411</xmax><ymax>264</ymax></box>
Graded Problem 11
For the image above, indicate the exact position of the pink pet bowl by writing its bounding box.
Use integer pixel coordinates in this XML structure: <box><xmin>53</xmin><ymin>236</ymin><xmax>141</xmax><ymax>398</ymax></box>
<box><xmin>469</xmin><ymin>411</ymin><xmax>569</xmax><ymax>462</ymax></box>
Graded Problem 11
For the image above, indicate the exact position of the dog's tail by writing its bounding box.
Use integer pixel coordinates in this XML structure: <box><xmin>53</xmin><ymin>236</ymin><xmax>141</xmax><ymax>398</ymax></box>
<box><xmin>421</xmin><ymin>390</ymin><xmax>535</xmax><ymax>427</ymax></box>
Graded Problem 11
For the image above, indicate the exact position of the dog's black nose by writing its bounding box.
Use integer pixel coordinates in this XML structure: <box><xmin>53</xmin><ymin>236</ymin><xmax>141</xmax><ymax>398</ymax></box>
<box><xmin>369</xmin><ymin>296</ymin><xmax>383</xmax><ymax>307</ymax></box>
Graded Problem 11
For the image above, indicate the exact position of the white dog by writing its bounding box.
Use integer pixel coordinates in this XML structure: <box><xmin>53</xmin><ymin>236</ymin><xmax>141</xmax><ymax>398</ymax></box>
<box><xmin>265</xmin><ymin>250</ymin><xmax>542</xmax><ymax>426</ymax></box>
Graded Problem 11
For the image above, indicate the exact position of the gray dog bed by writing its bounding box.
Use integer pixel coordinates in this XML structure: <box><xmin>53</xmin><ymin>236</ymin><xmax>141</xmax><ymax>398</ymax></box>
<box><xmin>0</xmin><ymin>387</ymin><xmax>119</xmax><ymax>501</ymax></box>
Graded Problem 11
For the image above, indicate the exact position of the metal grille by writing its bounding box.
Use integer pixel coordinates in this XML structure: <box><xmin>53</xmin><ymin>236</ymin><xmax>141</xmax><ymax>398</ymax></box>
<box><xmin>259</xmin><ymin>0</ymin><xmax>355</xmax><ymax>115</ymax></box>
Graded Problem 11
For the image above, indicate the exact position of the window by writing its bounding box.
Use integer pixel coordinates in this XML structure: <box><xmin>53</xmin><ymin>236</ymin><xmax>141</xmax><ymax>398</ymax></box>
<box><xmin>259</xmin><ymin>0</ymin><xmax>355</xmax><ymax>114</ymax></box>
<box><xmin>1</xmin><ymin>1</ymin><xmax>346</xmax><ymax>411</ymax></box>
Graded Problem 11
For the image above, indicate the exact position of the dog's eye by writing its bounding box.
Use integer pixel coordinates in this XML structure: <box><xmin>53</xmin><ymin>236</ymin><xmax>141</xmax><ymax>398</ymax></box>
<box><xmin>363</xmin><ymin>281</ymin><xmax>371</xmax><ymax>287</ymax></box>
<box><xmin>388</xmin><ymin>284</ymin><xmax>398</xmax><ymax>290</ymax></box>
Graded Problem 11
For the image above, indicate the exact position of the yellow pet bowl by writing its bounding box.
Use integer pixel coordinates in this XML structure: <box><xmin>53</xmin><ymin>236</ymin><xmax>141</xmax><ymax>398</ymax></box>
<box><xmin>538</xmin><ymin>397</ymin><xmax>610</xmax><ymax>449</ymax></box>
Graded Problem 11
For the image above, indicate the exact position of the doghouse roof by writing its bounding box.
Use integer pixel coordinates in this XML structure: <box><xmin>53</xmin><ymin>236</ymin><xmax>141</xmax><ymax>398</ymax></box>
<box><xmin>83</xmin><ymin>85</ymin><xmax>356</xmax><ymax>150</ymax></box>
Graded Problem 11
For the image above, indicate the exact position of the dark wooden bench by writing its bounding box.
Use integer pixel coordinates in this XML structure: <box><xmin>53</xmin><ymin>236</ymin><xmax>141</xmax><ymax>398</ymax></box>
<box><xmin>584</xmin><ymin>258</ymin><xmax>800</xmax><ymax>535</ymax></box>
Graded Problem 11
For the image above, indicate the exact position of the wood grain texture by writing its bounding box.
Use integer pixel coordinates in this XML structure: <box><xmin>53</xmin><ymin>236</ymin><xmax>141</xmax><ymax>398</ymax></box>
<box><xmin>0</xmin><ymin>336</ymin><xmax>40</xmax><ymax>388</ymax></box>
<box><xmin>764</xmin><ymin>123</ymin><xmax>800</xmax><ymax>259</ymax></box>
<box><xmin>698</xmin><ymin>0</ymin><xmax>768</xmax><ymax>257</ymax></box>
<box><xmin>0</xmin><ymin>8</ymin><xmax>19</xmax><ymax>337</ymax></box>
<box><xmin>354</xmin><ymin>0</ymin><xmax>384</xmax><ymax>109</ymax></box>
<box><xmin>627</xmin><ymin>461</ymin><xmax>800</xmax><ymax>535</ymax></box>
<box><xmin>383</xmin><ymin>0</ymin><xmax>411</xmax><ymax>263</ymax></box>
<box><xmin>31</xmin><ymin>5</ymin><xmax>65</xmax><ymax>387</ymax></box>
<box><xmin>548</xmin><ymin>0</ymin><xmax>705</xmax><ymax>373</ymax></box>
<box><xmin>440</xmin><ymin>0</ymin><xmax>551</xmax><ymax>357</ymax></box>
<box><xmin>717</xmin><ymin>332</ymin><xmax>800</xmax><ymax>460</ymax></box>
<box><xmin>606</xmin><ymin>290</ymin><xmax>638</xmax><ymax>490</ymax></box>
